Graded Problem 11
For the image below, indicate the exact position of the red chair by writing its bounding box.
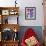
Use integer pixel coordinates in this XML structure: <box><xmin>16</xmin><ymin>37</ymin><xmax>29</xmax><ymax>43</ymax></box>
<box><xmin>21</xmin><ymin>28</ymin><xmax>41</xmax><ymax>46</ymax></box>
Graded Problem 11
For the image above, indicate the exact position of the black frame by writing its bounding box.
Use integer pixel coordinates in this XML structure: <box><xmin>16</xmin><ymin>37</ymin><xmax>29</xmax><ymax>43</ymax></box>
<box><xmin>25</xmin><ymin>7</ymin><xmax>36</xmax><ymax>20</ymax></box>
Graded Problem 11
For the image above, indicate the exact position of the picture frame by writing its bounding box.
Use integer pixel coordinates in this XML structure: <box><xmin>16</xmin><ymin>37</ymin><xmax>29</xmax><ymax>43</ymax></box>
<box><xmin>25</xmin><ymin>7</ymin><xmax>36</xmax><ymax>20</ymax></box>
<box><xmin>9</xmin><ymin>10</ymin><xmax>17</xmax><ymax>15</ymax></box>
<box><xmin>2</xmin><ymin>10</ymin><xmax>9</xmax><ymax>15</ymax></box>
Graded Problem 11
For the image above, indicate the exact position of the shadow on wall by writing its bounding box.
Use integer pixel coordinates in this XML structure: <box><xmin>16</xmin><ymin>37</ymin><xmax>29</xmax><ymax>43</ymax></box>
<box><xmin>18</xmin><ymin>26</ymin><xmax>43</xmax><ymax>44</ymax></box>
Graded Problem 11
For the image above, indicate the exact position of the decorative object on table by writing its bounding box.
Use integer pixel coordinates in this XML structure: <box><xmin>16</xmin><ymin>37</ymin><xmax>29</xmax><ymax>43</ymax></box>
<box><xmin>13</xmin><ymin>32</ymin><xmax>18</xmax><ymax>41</ymax></box>
<box><xmin>2</xmin><ymin>16</ymin><xmax>8</xmax><ymax>24</ymax></box>
<box><xmin>21</xmin><ymin>28</ymin><xmax>41</xmax><ymax>46</ymax></box>
<box><xmin>25</xmin><ymin>7</ymin><xmax>36</xmax><ymax>20</ymax></box>
<box><xmin>5</xmin><ymin>18</ymin><xmax>8</xmax><ymax>24</ymax></box>
<box><xmin>15</xmin><ymin>0</ymin><xmax>17</xmax><ymax>7</ymax></box>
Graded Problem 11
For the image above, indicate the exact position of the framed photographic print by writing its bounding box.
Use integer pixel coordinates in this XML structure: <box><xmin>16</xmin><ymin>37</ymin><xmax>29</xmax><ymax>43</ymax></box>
<box><xmin>25</xmin><ymin>7</ymin><xmax>36</xmax><ymax>20</ymax></box>
<box><xmin>2</xmin><ymin>16</ymin><xmax>8</xmax><ymax>24</ymax></box>
<box><xmin>2</xmin><ymin>10</ymin><xmax>9</xmax><ymax>15</ymax></box>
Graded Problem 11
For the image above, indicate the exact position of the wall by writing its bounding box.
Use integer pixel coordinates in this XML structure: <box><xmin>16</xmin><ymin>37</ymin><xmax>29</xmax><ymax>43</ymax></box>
<box><xmin>0</xmin><ymin>0</ymin><xmax>44</xmax><ymax>26</ymax></box>
<box><xmin>18</xmin><ymin>0</ymin><xmax>44</xmax><ymax>26</ymax></box>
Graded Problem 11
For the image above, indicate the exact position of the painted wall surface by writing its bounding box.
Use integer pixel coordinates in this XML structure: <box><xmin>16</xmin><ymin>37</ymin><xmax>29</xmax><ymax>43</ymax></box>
<box><xmin>43</xmin><ymin>0</ymin><xmax>46</xmax><ymax>26</ymax></box>
<box><xmin>0</xmin><ymin>0</ymin><xmax>44</xmax><ymax>26</ymax></box>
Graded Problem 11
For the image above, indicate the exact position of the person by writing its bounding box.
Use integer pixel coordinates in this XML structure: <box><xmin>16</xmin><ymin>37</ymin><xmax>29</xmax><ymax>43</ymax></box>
<box><xmin>21</xmin><ymin>28</ymin><xmax>41</xmax><ymax>46</ymax></box>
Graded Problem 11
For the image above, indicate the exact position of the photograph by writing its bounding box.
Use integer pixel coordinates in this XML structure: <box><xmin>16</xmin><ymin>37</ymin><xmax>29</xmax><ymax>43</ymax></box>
<box><xmin>25</xmin><ymin>7</ymin><xmax>36</xmax><ymax>20</ymax></box>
